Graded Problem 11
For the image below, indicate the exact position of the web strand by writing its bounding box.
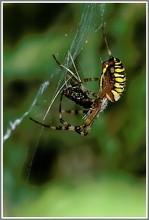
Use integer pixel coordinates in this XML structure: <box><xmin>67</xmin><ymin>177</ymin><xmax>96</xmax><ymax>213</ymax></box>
<box><xmin>3</xmin><ymin>3</ymin><xmax>106</xmax><ymax>144</ymax></box>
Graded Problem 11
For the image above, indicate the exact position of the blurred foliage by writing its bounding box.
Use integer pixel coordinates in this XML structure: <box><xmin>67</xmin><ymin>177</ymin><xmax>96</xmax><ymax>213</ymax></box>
<box><xmin>3</xmin><ymin>3</ymin><xmax>146</xmax><ymax>217</ymax></box>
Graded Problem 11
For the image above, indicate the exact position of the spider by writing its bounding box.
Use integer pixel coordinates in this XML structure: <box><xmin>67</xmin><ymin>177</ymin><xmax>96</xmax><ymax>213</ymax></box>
<box><xmin>30</xmin><ymin>26</ymin><xmax>126</xmax><ymax>136</ymax></box>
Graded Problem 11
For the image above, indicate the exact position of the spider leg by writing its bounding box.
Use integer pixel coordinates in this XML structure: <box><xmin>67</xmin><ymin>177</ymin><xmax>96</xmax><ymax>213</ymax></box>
<box><xmin>62</xmin><ymin>109</ymin><xmax>88</xmax><ymax>114</ymax></box>
<box><xmin>58</xmin><ymin>94</ymin><xmax>89</xmax><ymax>134</ymax></box>
<box><xmin>78</xmin><ymin>77</ymin><xmax>100</xmax><ymax>98</ymax></box>
<box><xmin>81</xmin><ymin>77</ymin><xmax>99</xmax><ymax>83</ymax></box>
<box><xmin>99</xmin><ymin>81</ymin><xmax>114</xmax><ymax>99</ymax></box>
<box><xmin>70</xmin><ymin>83</ymin><xmax>115</xmax><ymax>135</ymax></box>
<box><xmin>67</xmin><ymin>96</ymin><xmax>104</xmax><ymax>136</ymax></box>
<box><xmin>53</xmin><ymin>54</ymin><xmax>81</xmax><ymax>85</ymax></box>
<box><xmin>29</xmin><ymin>85</ymin><xmax>93</xmax><ymax>136</ymax></box>
<box><xmin>29</xmin><ymin>117</ymin><xmax>75</xmax><ymax>131</ymax></box>
<box><xmin>59</xmin><ymin>91</ymin><xmax>95</xmax><ymax>136</ymax></box>
<box><xmin>29</xmin><ymin>116</ymin><xmax>90</xmax><ymax>136</ymax></box>
<box><xmin>80</xmin><ymin>76</ymin><xmax>114</xmax><ymax>99</ymax></box>
<box><xmin>29</xmin><ymin>89</ymin><xmax>93</xmax><ymax>136</ymax></box>
<box><xmin>58</xmin><ymin>90</ymin><xmax>72</xmax><ymax>127</ymax></box>
<box><xmin>29</xmin><ymin>95</ymin><xmax>103</xmax><ymax>136</ymax></box>
<box><xmin>53</xmin><ymin>54</ymin><xmax>101</xmax><ymax>99</ymax></box>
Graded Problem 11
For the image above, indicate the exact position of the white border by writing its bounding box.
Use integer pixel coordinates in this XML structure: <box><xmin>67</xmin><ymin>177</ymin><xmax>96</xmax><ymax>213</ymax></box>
<box><xmin>1</xmin><ymin>1</ymin><xmax>148</xmax><ymax>219</ymax></box>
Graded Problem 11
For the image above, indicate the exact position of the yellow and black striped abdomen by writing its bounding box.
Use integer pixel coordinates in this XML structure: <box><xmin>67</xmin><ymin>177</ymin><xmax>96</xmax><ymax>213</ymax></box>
<box><xmin>101</xmin><ymin>57</ymin><xmax>126</xmax><ymax>102</ymax></box>
<box><xmin>112</xmin><ymin>57</ymin><xmax>126</xmax><ymax>101</ymax></box>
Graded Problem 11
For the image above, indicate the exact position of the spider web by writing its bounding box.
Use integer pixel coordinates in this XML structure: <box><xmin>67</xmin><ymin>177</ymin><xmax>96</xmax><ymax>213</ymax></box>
<box><xmin>3</xmin><ymin>3</ymin><xmax>106</xmax><ymax>143</ymax></box>
<box><xmin>3</xmin><ymin>3</ymin><xmax>107</xmax><ymax>184</ymax></box>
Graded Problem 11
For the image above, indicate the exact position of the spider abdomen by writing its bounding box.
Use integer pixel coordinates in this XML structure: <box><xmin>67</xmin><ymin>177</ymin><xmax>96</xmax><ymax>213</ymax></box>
<box><xmin>101</xmin><ymin>57</ymin><xmax>126</xmax><ymax>102</ymax></box>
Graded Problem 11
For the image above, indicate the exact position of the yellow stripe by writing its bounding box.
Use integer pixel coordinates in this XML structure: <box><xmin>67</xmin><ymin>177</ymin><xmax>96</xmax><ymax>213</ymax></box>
<box><xmin>100</xmin><ymin>75</ymin><xmax>103</xmax><ymax>88</ymax></box>
<box><xmin>114</xmin><ymin>82</ymin><xmax>124</xmax><ymax>88</ymax></box>
<box><xmin>114</xmin><ymin>87</ymin><xmax>124</xmax><ymax>93</ymax></box>
<box><xmin>114</xmin><ymin>73</ymin><xmax>125</xmax><ymax>77</ymax></box>
<box><xmin>103</xmin><ymin>66</ymin><xmax>108</xmax><ymax>74</ymax></box>
<box><xmin>111</xmin><ymin>90</ymin><xmax>120</xmax><ymax>101</ymax></box>
<box><xmin>115</xmin><ymin>62</ymin><xmax>121</xmax><ymax>65</ymax></box>
<box><xmin>115</xmin><ymin>68</ymin><xmax>125</xmax><ymax>73</ymax></box>
<box><xmin>115</xmin><ymin>77</ymin><xmax>126</xmax><ymax>83</ymax></box>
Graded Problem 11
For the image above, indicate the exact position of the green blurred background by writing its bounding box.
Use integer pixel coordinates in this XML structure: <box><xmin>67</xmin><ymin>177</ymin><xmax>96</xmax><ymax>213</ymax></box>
<box><xmin>3</xmin><ymin>3</ymin><xmax>146</xmax><ymax>217</ymax></box>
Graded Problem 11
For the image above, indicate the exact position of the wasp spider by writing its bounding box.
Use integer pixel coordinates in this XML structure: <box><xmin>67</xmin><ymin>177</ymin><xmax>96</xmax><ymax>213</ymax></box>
<box><xmin>30</xmin><ymin>26</ymin><xmax>126</xmax><ymax>136</ymax></box>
